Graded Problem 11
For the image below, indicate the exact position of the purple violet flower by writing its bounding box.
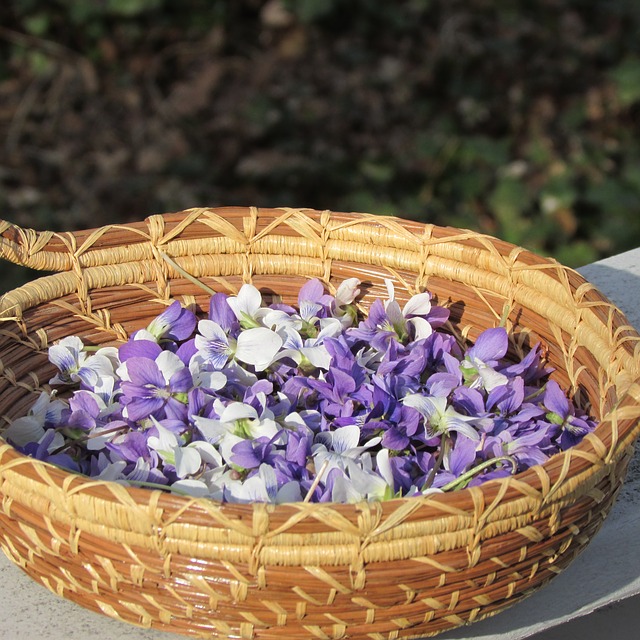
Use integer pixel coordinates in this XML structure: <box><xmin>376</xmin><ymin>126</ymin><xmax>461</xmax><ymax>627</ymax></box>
<box><xmin>145</xmin><ymin>300</ymin><xmax>197</xmax><ymax>343</ymax></box>
<box><xmin>120</xmin><ymin>352</ymin><xmax>192</xmax><ymax>421</ymax></box>
<box><xmin>209</xmin><ymin>293</ymin><xmax>240</xmax><ymax>334</ymax></box>
<box><xmin>119</xmin><ymin>338</ymin><xmax>163</xmax><ymax>363</ymax></box>
<box><xmin>460</xmin><ymin>327</ymin><xmax>510</xmax><ymax>391</ymax></box>
<box><xmin>543</xmin><ymin>380</ymin><xmax>596</xmax><ymax>449</ymax></box>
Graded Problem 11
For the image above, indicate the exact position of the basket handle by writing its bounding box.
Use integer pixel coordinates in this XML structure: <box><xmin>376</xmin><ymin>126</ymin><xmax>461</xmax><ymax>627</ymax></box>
<box><xmin>0</xmin><ymin>219</ymin><xmax>70</xmax><ymax>272</ymax></box>
<box><xmin>0</xmin><ymin>214</ymin><xmax>153</xmax><ymax>273</ymax></box>
<box><xmin>0</xmin><ymin>209</ymin><xmax>237</xmax><ymax>274</ymax></box>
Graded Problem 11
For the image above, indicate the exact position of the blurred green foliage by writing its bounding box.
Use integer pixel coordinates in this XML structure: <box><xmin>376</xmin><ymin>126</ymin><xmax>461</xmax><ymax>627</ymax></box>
<box><xmin>2</xmin><ymin>0</ymin><xmax>640</xmax><ymax>292</ymax></box>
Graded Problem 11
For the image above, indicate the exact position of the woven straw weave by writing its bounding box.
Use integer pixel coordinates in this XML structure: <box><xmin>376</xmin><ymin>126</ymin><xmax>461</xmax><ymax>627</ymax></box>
<box><xmin>0</xmin><ymin>207</ymin><xmax>639</xmax><ymax>640</ymax></box>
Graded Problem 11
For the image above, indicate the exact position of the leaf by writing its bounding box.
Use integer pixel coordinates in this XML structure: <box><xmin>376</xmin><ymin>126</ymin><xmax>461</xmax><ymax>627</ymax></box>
<box><xmin>23</xmin><ymin>14</ymin><xmax>50</xmax><ymax>37</ymax></box>
<box><xmin>488</xmin><ymin>178</ymin><xmax>531</xmax><ymax>244</ymax></box>
<box><xmin>609</xmin><ymin>57</ymin><xmax>640</xmax><ymax>108</ymax></box>
<box><xmin>490</xmin><ymin>178</ymin><xmax>527</xmax><ymax>220</ymax></box>
<box><xmin>285</xmin><ymin>0</ymin><xmax>336</xmax><ymax>23</ymax></box>
<box><xmin>106</xmin><ymin>0</ymin><xmax>163</xmax><ymax>17</ymax></box>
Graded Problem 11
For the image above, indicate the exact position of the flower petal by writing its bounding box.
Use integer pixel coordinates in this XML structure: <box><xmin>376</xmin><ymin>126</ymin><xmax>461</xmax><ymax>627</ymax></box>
<box><xmin>48</xmin><ymin>344</ymin><xmax>78</xmax><ymax>375</ymax></box>
<box><xmin>298</xmin><ymin>279</ymin><xmax>324</xmax><ymax>304</ymax></box>
<box><xmin>195</xmin><ymin>370</ymin><xmax>227</xmax><ymax>391</ymax></box>
<box><xmin>192</xmin><ymin>415</ymin><xmax>232</xmax><ymax>444</ymax></box>
<box><xmin>147</xmin><ymin>418</ymin><xmax>179</xmax><ymax>452</ymax></box>
<box><xmin>235</xmin><ymin>328</ymin><xmax>283</xmax><ymax>371</ymax></box>
<box><xmin>119</xmin><ymin>339</ymin><xmax>163</xmax><ymax>362</ymax></box>
<box><xmin>300</xmin><ymin>346</ymin><xmax>331</xmax><ymax>370</ymax></box>
<box><xmin>408</xmin><ymin>316</ymin><xmax>433</xmax><ymax>341</ymax></box>
<box><xmin>197</xmin><ymin>319</ymin><xmax>228</xmax><ymax>342</ymax></box>
<box><xmin>283</xmin><ymin>328</ymin><xmax>304</xmax><ymax>350</ymax></box>
<box><xmin>175</xmin><ymin>446</ymin><xmax>202</xmax><ymax>477</ymax></box>
<box><xmin>147</xmin><ymin>301</ymin><xmax>196</xmax><ymax>342</ymax></box>
<box><xmin>543</xmin><ymin>380</ymin><xmax>570</xmax><ymax>417</ymax></box>
<box><xmin>156</xmin><ymin>351</ymin><xmax>187</xmax><ymax>383</ymax></box>
<box><xmin>276</xmin><ymin>481</ymin><xmax>303</xmax><ymax>504</ymax></box>
<box><xmin>403</xmin><ymin>292</ymin><xmax>432</xmax><ymax>317</ymax></box>
<box><xmin>446</xmin><ymin>418</ymin><xmax>481</xmax><ymax>441</ymax></box>
<box><xmin>331</xmin><ymin>425</ymin><xmax>361</xmax><ymax>454</ymax></box>
<box><xmin>228</xmin><ymin>284</ymin><xmax>262</xmax><ymax>319</ymax></box>
<box><xmin>384</xmin><ymin>279</ymin><xmax>396</xmax><ymax>302</ymax></box>
<box><xmin>95</xmin><ymin>460</ymin><xmax>127</xmax><ymax>481</ymax></box>
<box><xmin>376</xmin><ymin>448</ymin><xmax>395</xmax><ymax>488</ymax></box>
<box><xmin>171</xmin><ymin>479</ymin><xmax>210</xmax><ymax>497</ymax></box>
<box><xmin>335</xmin><ymin>278</ymin><xmax>360</xmax><ymax>307</ymax></box>
<box><xmin>469</xmin><ymin>327</ymin><xmax>508</xmax><ymax>363</ymax></box>
<box><xmin>220</xmin><ymin>402</ymin><xmax>259</xmax><ymax>423</ymax></box>
<box><xmin>402</xmin><ymin>393</ymin><xmax>443</xmax><ymax>419</ymax></box>
<box><xmin>478</xmin><ymin>365</ymin><xmax>509</xmax><ymax>392</ymax></box>
<box><xmin>188</xmin><ymin>441</ymin><xmax>223</xmax><ymax>468</ymax></box>
<box><xmin>209</xmin><ymin>293</ymin><xmax>237</xmax><ymax>331</ymax></box>
<box><xmin>2</xmin><ymin>416</ymin><xmax>45</xmax><ymax>447</ymax></box>
<box><xmin>385</xmin><ymin>300</ymin><xmax>404</xmax><ymax>328</ymax></box>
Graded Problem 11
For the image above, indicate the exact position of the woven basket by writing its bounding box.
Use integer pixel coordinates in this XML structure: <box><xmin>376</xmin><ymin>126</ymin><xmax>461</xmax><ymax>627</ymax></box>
<box><xmin>0</xmin><ymin>207</ymin><xmax>639</xmax><ymax>640</ymax></box>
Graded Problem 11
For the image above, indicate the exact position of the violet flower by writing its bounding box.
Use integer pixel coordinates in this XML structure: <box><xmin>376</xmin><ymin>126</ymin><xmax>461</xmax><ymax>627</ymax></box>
<box><xmin>20</xmin><ymin>429</ymin><xmax>81</xmax><ymax>473</ymax></box>
<box><xmin>119</xmin><ymin>352</ymin><xmax>192</xmax><ymax>421</ymax></box>
<box><xmin>195</xmin><ymin>318</ymin><xmax>283</xmax><ymax>372</ymax></box>
<box><xmin>2</xmin><ymin>391</ymin><xmax>66</xmax><ymax>447</ymax></box>
<box><xmin>403</xmin><ymin>394</ymin><xmax>481</xmax><ymax>442</ymax></box>
<box><xmin>144</xmin><ymin>300</ymin><xmax>197</xmax><ymax>343</ymax></box>
<box><xmin>543</xmin><ymin>380</ymin><xmax>596</xmax><ymax>449</ymax></box>
<box><xmin>48</xmin><ymin>336</ymin><xmax>117</xmax><ymax>388</ymax></box>
<box><xmin>460</xmin><ymin>327</ymin><xmax>510</xmax><ymax>391</ymax></box>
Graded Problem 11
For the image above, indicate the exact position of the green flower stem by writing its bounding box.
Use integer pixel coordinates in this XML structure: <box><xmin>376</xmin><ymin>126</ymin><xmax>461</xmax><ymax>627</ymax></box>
<box><xmin>50</xmin><ymin>424</ymin><xmax>129</xmax><ymax>456</ymax></box>
<box><xmin>440</xmin><ymin>455</ymin><xmax>517</xmax><ymax>492</ymax></box>
<box><xmin>125</xmin><ymin>480</ymin><xmax>191</xmax><ymax>495</ymax></box>
<box><xmin>159</xmin><ymin>251</ymin><xmax>217</xmax><ymax>295</ymax></box>
<box><xmin>524</xmin><ymin>385</ymin><xmax>546</xmax><ymax>402</ymax></box>
<box><xmin>499</xmin><ymin>303</ymin><xmax>511</xmax><ymax>328</ymax></box>
<box><xmin>174</xmin><ymin>392</ymin><xmax>189</xmax><ymax>404</ymax></box>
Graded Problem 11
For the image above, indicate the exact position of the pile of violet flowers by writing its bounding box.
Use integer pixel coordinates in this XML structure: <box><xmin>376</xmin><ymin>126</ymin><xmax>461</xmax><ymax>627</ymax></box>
<box><xmin>2</xmin><ymin>279</ymin><xmax>597</xmax><ymax>504</ymax></box>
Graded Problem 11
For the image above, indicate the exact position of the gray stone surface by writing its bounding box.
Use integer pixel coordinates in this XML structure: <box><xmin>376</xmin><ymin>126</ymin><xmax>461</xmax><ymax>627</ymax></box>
<box><xmin>1</xmin><ymin>248</ymin><xmax>639</xmax><ymax>639</ymax></box>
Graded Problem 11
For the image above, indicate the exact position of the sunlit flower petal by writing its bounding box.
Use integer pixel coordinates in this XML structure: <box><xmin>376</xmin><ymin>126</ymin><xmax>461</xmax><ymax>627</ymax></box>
<box><xmin>227</xmin><ymin>283</ymin><xmax>267</xmax><ymax>327</ymax></box>
<box><xmin>235</xmin><ymin>327</ymin><xmax>283</xmax><ymax>371</ymax></box>
<box><xmin>408</xmin><ymin>316</ymin><xmax>433</xmax><ymax>340</ymax></box>
<box><xmin>335</xmin><ymin>278</ymin><xmax>360</xmax><ymax>307</ymax></box>
<box><xmin>403</xmin><ymin>292</ymin><xmax>432</xmax><ymax>317</ymax></box>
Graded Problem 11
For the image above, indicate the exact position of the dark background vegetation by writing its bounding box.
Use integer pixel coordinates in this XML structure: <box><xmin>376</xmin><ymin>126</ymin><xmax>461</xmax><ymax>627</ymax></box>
<box><xmin>2</xmin><ymin>0</ymin><xmax>640</xmax><ymax>292</ymax></box>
